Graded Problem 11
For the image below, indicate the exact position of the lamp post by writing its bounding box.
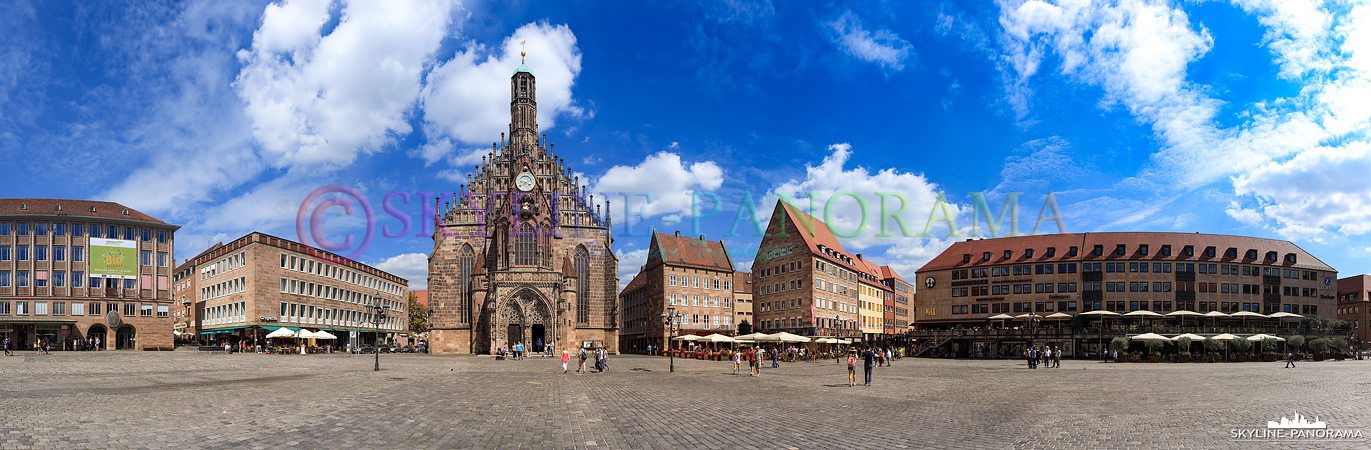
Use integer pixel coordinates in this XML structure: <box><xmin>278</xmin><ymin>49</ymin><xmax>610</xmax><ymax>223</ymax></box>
<box><xmin>661</xmin><ymin>306</ymin><xmax>680</xmax><ymax>373</ymax></box>
<box><xmin>370</xmin><ymin>299</ymin><xmax>388</xmax><ymax>372</ymax></box>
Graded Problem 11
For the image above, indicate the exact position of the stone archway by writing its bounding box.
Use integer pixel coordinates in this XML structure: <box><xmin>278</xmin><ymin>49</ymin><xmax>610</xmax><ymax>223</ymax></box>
<box><xmin>494</xmin><ymin>288</ymin><xmax>555</xmax><ymax>354</ymax></box>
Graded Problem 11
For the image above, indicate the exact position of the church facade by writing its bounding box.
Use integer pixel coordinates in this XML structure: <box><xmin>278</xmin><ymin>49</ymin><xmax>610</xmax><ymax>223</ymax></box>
<box><xmin>427</xmin><ymin>62</ymin><xmax>618</xmax><ymax>355</ymax></box>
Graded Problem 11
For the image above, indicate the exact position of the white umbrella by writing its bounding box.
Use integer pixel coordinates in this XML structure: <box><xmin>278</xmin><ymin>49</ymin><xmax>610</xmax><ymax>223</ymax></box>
<box><xmin>1268</xmin><ymin>312</ymin><xmax>1303</xmax><ymax>319</ymax></box>
<box><xmin>699</xmin><ymin>333</ymin><xmax>735</xmax><ymax>343</ymax></box>
<box><xmin>1229</xmin><ymin>311</ymin><xmax>1268</xmax><ymax>329</ymax></box>
<box><xmin>1045</xmin><ymin>313</ymin><xmax>1072</xmax><ymax>319</ymax></box>
<box><xmin>264</xmin><ymin>327</ymin><xmax>296</xmax><ymax>338</ymax></box>
<box><xmin>734</xmin><ymin>332</ymin><xmax>780</xmax><ymax>342</ymax></box>
<box><xmin>1130</xmin><ymin>333</ymin><xmax>1170</xmax><ymax>341</ymax></box>
<box><xmin>1246</xmin><ymin>334</ymin><xmax>1284</xmax><ymax>342</ymax></box>
<box><xmin>1211</xmin><ymin>333</ymin><xmax>1238</xmax><ymax>341</ymax></box>
<box><xmin>988</xmin><ymin>314</ymin><xmax>1015</xmax><ymax>320</ymax></box>
<box><xmin>1123</xmin><ymin>310</ymin><xmax>1163</xmax><ymax>318</ymax></box>
<box><xmin>1080</xmin><ymin>310</ymin><xmax>1121</xmax><ymax>316</ymax></box>
<box><xmin>313</xmin><ymin>330</ymin><xmax>337</xmax><ymax>340</ymax></box>
<box><xmin>672</xmin><ymin>334</ymin><xmax>702</xmax><ymax>341</ymax></box>
<box><xmin>296</xmin><ymin>329</ymin><xmax>318</xmax><ymax>339</ymax></box>
<box><xmin>770</xmin><ymin>332</ymin><xmax>811</xmax><ymax>343</ymax></box>
<box><xmin>1015</xmin><ymin>313</ymin><xmax>1042</xmax><ymax>319</ymax></box>
<box><xmin>1166</xmin><ymin>310</ymin><xmax>1203</xmax><ymax>317</ymax></box>
<box><xmin>1171</xmin><ymin>333</ymin><xmax>1206</xmax><ymax>342</ymax></box>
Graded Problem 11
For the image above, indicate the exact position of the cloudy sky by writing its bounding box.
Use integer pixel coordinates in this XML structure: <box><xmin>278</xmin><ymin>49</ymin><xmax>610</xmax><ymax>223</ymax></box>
<box><xmin>3</xmin><ymin>0</ymin><xmax>1369</xmax><ymax>291</ymax></box>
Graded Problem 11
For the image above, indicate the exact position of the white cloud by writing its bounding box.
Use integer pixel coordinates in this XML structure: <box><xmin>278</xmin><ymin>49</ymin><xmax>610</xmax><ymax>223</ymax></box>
<box><xmin>615</xmin><ymin>248</ymin><xmax>649</xmax><ymax>291</ymax></box>
<box><xmin>234</xmin><ymin>0</ymin><xmax>457</xmax><ymax>169</ymax></box>
<box><xmin>826</xmin><ymin>10</ymin><xmax>915</xmax><ymax>71</ymax></box>
<box><xmin>1232</xmin><ymin>0</ymin><xmax>1334</xmax><ymax>78</ymax></box>
<box><xmin>1232</xmin><ymin>142</ymin><xmax>1371</xmax><ymax>241</ymax></box>
<box><xmin>422</xmin><ymin>22</ymin><xmax>585</xmax><ymax>146</ymax></box>
<box><xmin>373</xmin><ymin>252</ymin><xmax>430</xmax><ymax>290</ymax></box>
<box><xmin>593</xmin><ymin>150</ymin><xmax>725</xmax><ymax>221</ymax></box>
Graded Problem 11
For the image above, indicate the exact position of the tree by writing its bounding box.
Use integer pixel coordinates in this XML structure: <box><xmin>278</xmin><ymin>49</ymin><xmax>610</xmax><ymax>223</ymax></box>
<box><xmin>1287</xmin><ymin>334</ymin><xmax>1305</xmax><ymax>352</ymax></box>
<box><xmin>1176</xmin><ymin>336</ymin><xmax>1192</xmax><ymax>356</ymax></box>
<box><xmin>1299</xmin><ymin>317</ymin><xmax>1321</xmax><ymax>333</ymax></box>
<box><xmin>1145</xmin><ymin>339</ymin><xmax>1164</xmax><ymax>356</ymax></box>
<box><xmin>1110</xmin><ymin>336</ymin><xmax>1129</xmax><ymax>353</ymax></box>
<box><xmin>408</xmin><ymin>293</ymin><xmax>430</xmax><ymax>334</ymax></box>
<box><xmin>736</xmin><ymin>319</ymin><xmax>752</xmax><ymax>336</ymax></box>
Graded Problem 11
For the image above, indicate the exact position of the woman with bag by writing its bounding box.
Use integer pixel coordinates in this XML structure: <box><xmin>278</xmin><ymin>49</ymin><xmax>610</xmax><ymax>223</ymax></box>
<box><xmin>847</xmin><ymin>351</ymin><xmax>857</xmax><ymax>387</ymax></box>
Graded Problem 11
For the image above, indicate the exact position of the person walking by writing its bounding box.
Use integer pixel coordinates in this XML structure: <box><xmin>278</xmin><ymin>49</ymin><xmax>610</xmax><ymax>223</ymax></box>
<box><xmin>732</xmin><ymin>349</ymin><xmax>742</xmax><ymax>375</ymax></box>
<box><xmin>3</xmin><ymin>338</ymin><xmax>11</xmax><ymax>356</ymax></box>
<box><xmin>749</xmin><ymin>347</ymin><xmax>760</xmax><ymax>377</ymax></box>
<box><xmin>576</xmin><ymin>346</ymin><xmax>587</xmax><ymax>373</ymax></box>
<box><xmin>771</xmin><ymin>346</ymin><xmax>779</xmax><ymax>368</ymax></box>
<box><xmin>862</xmin><ymin>347</ymin><xmax>876</xmax><ymax>386</ymax></box>
<box><xmin>1285</xmin><ymin>351</ymin><xmax>1296</xmax><ymax>368</ymax></box>
<box><xmin>847</xmin><ymin>351</ymin><xmax>858</xmax><ymax>387</ymax></box>
<box><xmin>561</xmin><ymin>348</ymin><xmax>571</xmax><ymax>374</ymax></box>
<box><xmin>885</xmin><ymin>347</ymin><xmax>893</xmax><ymax>367</ymax></box>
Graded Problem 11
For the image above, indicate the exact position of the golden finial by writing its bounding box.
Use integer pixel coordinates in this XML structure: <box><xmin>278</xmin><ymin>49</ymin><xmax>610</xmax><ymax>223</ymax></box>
<box><xmin>520</xmin><ymin>40</ymin><xmax>526</xmax><ymax>62</ymax></box>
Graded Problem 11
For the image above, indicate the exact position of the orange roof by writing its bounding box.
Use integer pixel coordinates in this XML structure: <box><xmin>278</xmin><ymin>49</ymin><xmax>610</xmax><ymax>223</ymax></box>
<box><xmin>0</xmin><ymin>198</ymin><xmax>173</xmax><ymax>226</ymax></box>
<box><xmin>648</xmin><ymin>231</ymin><xmax>734</xmax><ymax>272</ymax></box>
<box><xmin>772</xmin><ymin>200</ymin><xmax>881</xmax><ymax>278</ymax></box>
<box><xmin>620</xmin><ymin>269</ymin><xmax>649</xmax><ymax>295</ymax></box>
<box><xmin>918</xmin><ymin>232</ymin><xmax>1336</xmax><ymax>273</ymax></box>
<box><xmin>879</xmin><ymin>265</ymin><xmax>908</xmax><ymax>284</ymax></box>
<box><xmin>411</xmin><ymin>290</ymin><xmax>429</xmax><ymax>308</ymax></box>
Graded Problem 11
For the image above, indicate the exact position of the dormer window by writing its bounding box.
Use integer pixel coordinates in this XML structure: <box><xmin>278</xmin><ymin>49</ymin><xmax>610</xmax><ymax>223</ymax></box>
<box><xmin>1139</xmin><ymin>245</ymin><xmax>1149</xmax><ymax>256</ymax></box>
<box><xmin>19</xmin><ymin>203</ymin><xmax>26</xmax><ymax>210</ymax></box>
<box><xmin>1224</xmin><ymin>248</ymin><xmax>1236</xmax><ymax>259</ymax></box>
<box><xmin>1092</xmin><ymin>245</ymin><xmax>1103</xmax><ymax>256</ymax></box>
<box><xmin>982</xmin><ymin>252</ymin><xmax>992</xmax><ymax>262</ymax></box>
<box><xmin>1204</xmin><ymin>246</ymin><xmax>1216</xmax><ymax>258</ymax></box>
<box><xmin>1285</xmin><ymin>253</ymin><xmax>1297</xmax><ymax>264</ymax></box>
<box><xmin>1266</xmin><ymin>251</ymin><xmax>1278</xmax><ymax>262</ymax></box>
<box><xmin>962</xmin><ymin>254</ymin><xmax>972</xmax><ymax>264</ymax></box>
<box><xmin>1183</xmin><ymin>245</ymin><xmax>1194</xmax><ymax>257</ymax></box>
<box><xmin>55</xmin><ymin>204</ymin><xmax>62</xmax><ymax>211</ymax></box>
<box><xmin>1045</xmin><ymin>247</ymin><xmax>1055</xmax><ymax>257</ymax></box>
<box><xmin>122</xmin><ymin>208</ymin><xmax>130</xmax><ymax>215</ymax></box>
<box><xmin>1067</xmin><ymin>247</ymin><xmax>1077</xmax><ymax>257</ymax></box>
<box><xmin>1160</xmin><ymin>245</ymin><xmax>1172</xmax><ymax>256</ymax></box>
<box><xmin>1246</xmin><ymin>249</ymin><xmax>1257</xmax><ymax>260</ymax></box>
<box><xmin>1003</xmin><ymin>250</ymin><xmax>1013</xmax><ymax>259</ymax></box>
<box><xmin>90</xmin><ymin>205</ymin><xmax>97</xmax><ymax>212</ymax></box>
<box><xmin>1025</xmin><ymin>249</ymin><xmax>1035</xmax><ymax>258</ymax></box>
<box><xmin>1115</xmin><ymin>244</ymin><xmax>1126</xmax><ymax>256</ymax></box>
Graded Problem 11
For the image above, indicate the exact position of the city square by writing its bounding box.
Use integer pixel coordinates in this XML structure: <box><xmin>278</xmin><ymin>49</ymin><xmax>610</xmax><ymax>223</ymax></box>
<box><xmin>2</xmin><ymin>352</ymin><xmax>1368</xmax><ymax>449</ymax></box>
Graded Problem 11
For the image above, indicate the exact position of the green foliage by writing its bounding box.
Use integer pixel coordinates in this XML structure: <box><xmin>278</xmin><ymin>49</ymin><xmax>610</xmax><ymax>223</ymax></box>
<box><xmin>1110</xmin><ymin>336</ymin><xmax>1130</xmax><ymax>352</ymax></box>
<box><xmin>1231</xmin><ymin>337</ymin><xmax>1252</xmax><ymax>353</ymax></box>
<box><xmin>1067</xmin><ymin>314</ymin><xmax>1087</xmax><ymax>330</ymax></box>
<box><xmin>1309</xmin><ymin>338</ymin><xmax>1330</xmax><ymax>354</ymax></box>
<box><xmin>1261</xmin><ymin>338</ymin><xmax>1277</xmax><ymax>354</ymax></box>
<box><xmin>737</xmin><ymin>320</ymin><xmax>753</xmax><ymax>336</ymax></box>
<box><xmin>1287</xmin><ymin>335</ymin><xmax>1305</xmax><ymax>351</ymax></box>
<box><xmin>1332</xmin><ymin>337</ymin><xmax>1349</xmax><ymax>351</ymax></box>
<box><xmin>1145</xmin><ymin>339</ymin><xmax>1164</xmax><ymax>356</ymax></box>
<box><xmin>1203</xmin><ymin>337</ymin><xmax>1223</xmax><ymax>354</ymax></box>
<box><xmin>1176</xmin><ymin>336</ymin><xmax>1192</xmax><ymax>356</ymax></box>
<box><xmin>407</xmin><ymin>293</ymin><xmax>429</xmax><ymax>334</ymax></box>
<box><xmin>1299</xmin><ymin>317</ymin><xmax>1322</xmax><ymax>333</ymax></box>
<box><xmin>1330</xmin><ymin>320</ymin><xmax>1352</xmax><ymax>332</ymax></box>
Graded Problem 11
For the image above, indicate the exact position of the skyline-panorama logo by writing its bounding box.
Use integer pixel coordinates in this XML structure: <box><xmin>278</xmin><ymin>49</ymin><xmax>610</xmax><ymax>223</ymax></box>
<box><xmin>1229</xmin><ymin>411</ymin><xmax>1363</xmax><ymax>442</ymax></box>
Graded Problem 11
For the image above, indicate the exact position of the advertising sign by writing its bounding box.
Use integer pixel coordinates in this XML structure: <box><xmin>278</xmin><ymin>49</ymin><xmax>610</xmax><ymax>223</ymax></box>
<box><xmin>89</xmin><ymin>238</ymin><xmax>137</xmax><ymax>279</ymax></box>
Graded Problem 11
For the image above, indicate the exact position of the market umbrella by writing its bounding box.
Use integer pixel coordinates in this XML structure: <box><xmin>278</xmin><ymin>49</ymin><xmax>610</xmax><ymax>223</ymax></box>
<box><xmin>1165</xmin><ymin>310</ymin><xmax>1202</xmax><ymax>330</ymax></box>
<box><xmin>770</xmin><ymin>332</ymin><xmax>811</xmax><ymax>343</ymax></box>
<box><xmin>1246</xmin><ymin>334</ymin><xmax>1284</xmax><ymax>342</ymax></box>
<box><xmin>1229</xmin><ymin>311</ymin><xmax>1268</xmax><ymax>329</ymax></box>
<box><xmin>296</xmin><ymin>329</ymin><xmax>318</xmax><ymax>339</ymax></box>
<box><xmin>1045</xmin><ymin>313</ymin><xmax>1072</xmax><ymax>319</ymax></box>
<box><xmin>672</xmin><ymin>334</ymin><xmax>702</xmax><ymax>341</ymax></box>
<box><xmin>314</xmin><ymin>330</ymin><xmax>337</xmax><ymax>340</ymax></box>
<box><xmin>1267</xmin><ymin>312</ymin><xmax>1303</xmax><ymax>319</ymax></box>
<box><xmin>700</xmin><ymin>333</ymin><xmax>735</xmax><ymax>343</ymax></box>
<box><xmin>734</xmin><ymin>332</ymin><xmax>780</xmax><ymax>342</ymax></box>
<box><xmin>264</xmin><ymin>327</ymin><xmax>296</xmax><ymax>338</ymax></box>
<box><xmin>1213</xmin><ymin>333</ymin><xmax>1238</xmax><ymax>360</ymax></box>
<box><xmin>988</xmin><ymin>313</ymin><xmax>1014</xmax><ymax>329</ymax></box>
<box><xmin>1130</xmin><ymin>333</ymin><xmax>1170</xmax><ymax>341</ymax></box>
<box><xmin>1203</xmin><ymin>311</ymin><xmax>1229</xmax><ymax>330</ymax></box>
<box><xmin>1171</xmin><ymin>333</ymin><xmax>1206</xmax><ymax>342</ymax></box>
<box><xmin>1080</xmin><ymin>310</ymin><xmax>1121</xmax><ymax>355</ymax></box>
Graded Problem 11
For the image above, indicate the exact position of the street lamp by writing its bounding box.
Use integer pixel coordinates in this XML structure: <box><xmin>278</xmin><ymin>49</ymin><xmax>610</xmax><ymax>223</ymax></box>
<box><xmin>661</xmin><ymin>305</ymin><xmax>680</xmax><ymax>373</ymax></box>
<box><xmin>370</xmin><ymin>299</ymin><xmax>388</xmax><ymax>372</ymax></box>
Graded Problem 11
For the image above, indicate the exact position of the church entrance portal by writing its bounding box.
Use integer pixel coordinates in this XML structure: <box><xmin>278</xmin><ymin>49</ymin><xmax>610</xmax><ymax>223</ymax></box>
<box><xmin>496</xmin><ymin>290</ymin><xmax>555</xmax><ymax>355</ymax></box>
<box><xmin>531</xmin><ymin>325</ymin><xmax>545</xmax><ymax>353</ymax></box>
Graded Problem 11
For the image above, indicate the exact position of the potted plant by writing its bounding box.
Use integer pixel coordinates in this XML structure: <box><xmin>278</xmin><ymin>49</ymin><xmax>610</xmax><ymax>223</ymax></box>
<box><xmin>1287</xmin><ymin>335</ymin><xmax>1305</xmax><ymax>360</ymax></box>
<box><xmin>1230</xmin><ymin>337</ymin><xmax>1251</xmax><ymax>362</ymax></box>
<box><xmin>1261</xmin><ymin>338</ymin><xmax>1278</xmax><ymax>362</ymax></box>
<box><xmin>1145</xmin><ymin>339</ymin><xmax>1164</xmax><ymax>362</ymax></box>
<box><xmin>1176</xmin><ymin>336</ymin><xmax>1192</xmax><ymax>363</ymax></box>
<box><xmin>1332</xmin><ymin>338</ymin><xmax>1348</xmax><ymax>361</ymax></box>
<box><xmin>1309</xmin><ymin>338</ymin><xmax>1329</xmax><ymax>361</ymax></box>
<box><xmin>1110</xmin><ymin>336</ymin><xmax>1130</xmax><ymax>362</ymax></box>
<box><xmin>1203</xmin><ymin>337</ymin><xmax>1222</xmax><ymax>362</ymax></box>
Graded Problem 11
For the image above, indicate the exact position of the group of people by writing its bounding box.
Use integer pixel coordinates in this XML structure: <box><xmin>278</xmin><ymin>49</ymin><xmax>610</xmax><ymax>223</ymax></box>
<box><xmin>1025</xmin><ymin>346</ymin><xmax>1062</xmax><ymax>369</ymax></box>
<box><xmin>562</xmin><ymin>346</ymin><xmax>610</xmax><ymax>373</ymax></box>
<box><xmin>728</xmin><ymin>346</ymin><xmax>771</xmax><ymax>376</ymax></box>
<box><xmin>844</xmin><ymin>347</ymin><xmax>894</xmax><ymax>386</ymax></box>
<box><xmin>496</xmin><ymin>340</ymin><xmax>556</xmax><ymax>361</ymax></box>
<box><xmin>3</xmin><ymin>338</ymin><xmax>59</xmax><ymax>355</ymax></box>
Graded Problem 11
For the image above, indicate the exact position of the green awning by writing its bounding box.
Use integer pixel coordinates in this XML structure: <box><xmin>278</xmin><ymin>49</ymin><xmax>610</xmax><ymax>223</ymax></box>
<box><xmin>266</xmin><ymin>326</ymin><xmax>300</xmax><ymax>331</ymax></box>
<box><xmin>0</xmin><ymin>317</ymin><xmax>78</xmax><ymax>324</ymax></box>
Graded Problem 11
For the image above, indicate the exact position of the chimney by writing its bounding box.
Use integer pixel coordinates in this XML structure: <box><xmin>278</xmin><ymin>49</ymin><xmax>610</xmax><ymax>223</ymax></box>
<box><xmin>699</xmin><ymin>235</ymin><xmax>705</xmax><ymax>241</ymax></box>
<box><xmin>857</xmin><ymin>254</ymin><xmax>863</xmax><ymax>260</ymax></box>
<box><xmin>675</xmin><ymin>230</ymin><xmax>680</xmax><ymax>237</ymax></box>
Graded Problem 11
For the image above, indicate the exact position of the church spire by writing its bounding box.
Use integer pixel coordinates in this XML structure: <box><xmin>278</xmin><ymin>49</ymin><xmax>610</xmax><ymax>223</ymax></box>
<box><xmin>510</xmin><ymin>46</ymin><xmax>537</xmax><ymax>155</ymax></box>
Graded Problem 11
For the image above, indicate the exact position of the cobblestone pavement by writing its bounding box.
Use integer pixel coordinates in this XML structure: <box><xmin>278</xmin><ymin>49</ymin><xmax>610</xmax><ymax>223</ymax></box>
<box><xmin>1</xmin><ymin>351</ymin><xmax>1368</xmax><ymax>449</ymax></box>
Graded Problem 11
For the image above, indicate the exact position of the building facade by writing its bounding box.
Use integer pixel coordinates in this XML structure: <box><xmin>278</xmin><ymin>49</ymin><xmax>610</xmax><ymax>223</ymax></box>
<box><xmin>914</xmin><ymin>232</ymin><xmax>1338</xmax><ymax>329</ymax></box>
<box><xmin>880</xmin><ymin>266</ymin><xmax>912</xmax><ymax>334</ymax></box>
<box><xmin>618</xmin><ymin>231</ymin><xmax>738</xmax><ymax>352</ymax></box>
<box><xmin>0</xmin><ymin>198</ymin><xmax>178</xmax><ymax>350</ymax></box>
<box><xmin>1337</xmin><ymin>275</ymin><xmax>1370</xmax><ymax>346</ymax></box>
<box><xmin>428</xmin><ymin>62</ymin><xmax>618</xmax><ymax>355</ymax></box>
<box><xmin>732</xmin><ymin>271</ymin><xmax>753</xmax><ymax>331</ymax></box>
<box><xmin>185</xmin><ymin>232</ymin><xmax>409</xmax><ymax>348</ymax></box>
<box><xmin>751</xmin><ymin>200</ymin><xmax>908</xmax><ymax>341</ymax></box>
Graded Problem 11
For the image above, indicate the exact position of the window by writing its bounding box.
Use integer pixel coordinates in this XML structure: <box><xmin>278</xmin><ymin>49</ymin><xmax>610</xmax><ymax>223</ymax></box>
<box><xmin>0</xmin><ymin>223</ymin><xmax>7</xmax><ymax>235</ymax></box>
<box><xmin>53</xmin><ymin>246</ymin><xmax>65</xmax><ymax>262</ymax></box>
<box><xmin>0</xmin><ymin>246</ymin><xmax>8</xmax><ymax>261</ymax></box>
<box><xmin>52</xmin><ymin>223</ymin><xmax>65</xmax><ymax>236</ymax></box>
<box><xmin>0</xmin><ymin>271</ymin><xmax>7</xmax><ymax>287</ymax></box>
<box><xmin>35</xmin><ymin>246</ymin><xmax>47</xmax><ymax>261</ymax></box>
<box><xmin>157</xmin><ymin>230</ymin><xmax>168</xmax><ymax>243</ymax></box>
<box><xmin>140</xmin><ymin>251</ymin><xmax>152</xmax><ymax>266</ymax></box>
<box><xmin>669</xmin><ymin>275</ymin><xmax>676</xmax><ymax>286</ymax></box>
<box><xmin>72</xmin><ymin>272</ymin><xmax>83</xmax><ymax>288</ymax></box>
<box><xmin>16</xmin><ymin>271</ymin><xmax>28</xmax><ymax>287</ymax></box>
<box><xmin>17</xmin><ymin>302</ymin><xmax>28</xmax><ymax>315</ymax></box>
<box><xmin>72</xmin><ymin>223</ymin><xmax>84</xmax><ymax>237</ymax></box>
<box><xmin>141</xmin><ymin>229</ymin><xmax>152</xmax><ymax>242</ymax></box>
<box><xmin>71</xmin><ymin>302</ymin><xmax>84</xmax><ymax>316</ymax></box>
<box><xmin>16</xmin><ymin>246</ymin><xmax>27</xmax><ymax>261</ymax></box>
<box><xmin>158</xmin><ymin>252</ymin><xmax>168</xmax><ymax>267</ymax></box>
<box><xmin>52</xmin><ymin>302</ymin><xmax>65</xmax><ymax>315</ymax></box>
<box><xmin>17</xmin><ymin>223</ymin><xmax>28</xmax><ymax>235</ymax></box>
<box><xmin>123</xmin><ymin>227</ymin><xmax>134</xmax><ymax>240</ymax></box>
<box><xmin>52</xmin><ymin>271</ymin><xmax>65</xmax><ymax>288</ymax></box>
<box><xmin>35</xmin><ymin>222</ymin><xmax>47</xmax><ymax>236</ymax></box>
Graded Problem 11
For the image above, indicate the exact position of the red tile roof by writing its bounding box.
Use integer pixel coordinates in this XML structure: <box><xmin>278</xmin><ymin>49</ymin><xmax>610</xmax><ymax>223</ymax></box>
<box><xmin>621</xmin><ymin>269</ymin><xmax>649</xmax><ymax>295</ymax></box>
<box><xmin>773</xmin><ymin>200</ymin><xmax>882</xmax><ymax>278</ymax></box>
<box><xmin>0</xmin><ymin>198</ymin><xmax>173</xmax><ymax>226</ymax></box>
<box><xmin>647</xmin><ymin>231</ymin><xmax>734</xmax><ymax>272</ymax></box>
<box><xmin>917</xmin><ymin>232</ymin><xmax>1336</xmax><ymax>273</ymax></box>
<box><xmin>879</xmin><ymin>265</ymin><xmax>908</xmax><ymax>285</ymax></box>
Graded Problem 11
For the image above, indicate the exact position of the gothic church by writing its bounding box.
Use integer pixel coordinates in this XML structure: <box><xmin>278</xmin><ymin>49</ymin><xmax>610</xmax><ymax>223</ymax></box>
<box><xmin>427</xmin><ymin>61</ymin><xmax>618</xmax><ymax>354</ymax></box>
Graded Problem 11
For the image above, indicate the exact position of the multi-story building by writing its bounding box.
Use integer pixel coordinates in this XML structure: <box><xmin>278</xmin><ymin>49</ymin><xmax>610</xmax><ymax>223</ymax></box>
<box><xmin>732</xmin><ymin>271</ymin><xmax>753</xmax><ymax>331</ymax></box>
<box><xmin>914</xmin><ymin>232</ymin><xmax>1338</xmax><ymax>329</ymax></box>
<box><xmin>752</xmin><ymin>200</ymin><xmax>907</xmax><ymax>341</ymax></box>
<box><xmin>879</xmin><ymin>266</ymin><xmax>912</xmax><ymax>333</ymax></box>
<box><xmin>1337</xmin><ymin>275</ymin><xmax>1370</xmax><ymax>347</ymax></box>
<box><xmin>618</xmin><ymin>231</ymin><xmax>738</xmax><ymax>352</ymax></box>
<box><xmin>428</xmin><ymin>61</ymin><xmax>618</xmax><ymax>355</ymax></box>
<box><xmin>0</xmin><ymin>198</ymin><xmax>179</xmax><ymax>350</ymax></box>
<box><xmin>186</xmin><ymin>232</ymin><xmax>409</xmax><ymax>349</ymax></box>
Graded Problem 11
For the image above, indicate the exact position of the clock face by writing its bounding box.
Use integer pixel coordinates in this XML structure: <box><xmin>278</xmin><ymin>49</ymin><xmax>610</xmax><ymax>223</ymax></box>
<box><xmin>924</xmin><ymin>277</ymin><xmax>935</xmax><ymax>288</ymax></box>
<box><xmin>516</xmin><ymin>173</ymin><xmax>535</xmax><ymax>192</ymax></box>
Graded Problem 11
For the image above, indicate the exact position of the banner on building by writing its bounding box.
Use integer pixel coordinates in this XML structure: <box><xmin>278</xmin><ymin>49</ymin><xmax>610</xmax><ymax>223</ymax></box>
<box><xmin>89</xmin><ymin>238</ymin><xmax>137</xmax><ymax>279</ymax></box>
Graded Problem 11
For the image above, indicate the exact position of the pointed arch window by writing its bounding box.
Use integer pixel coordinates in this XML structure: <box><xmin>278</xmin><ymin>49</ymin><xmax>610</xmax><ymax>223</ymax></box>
<box><xmin>576</xmin><ymin>247</ymin><xmax>590</xmax><ymax>325</ymax></box>
<box><xmin>516</xmin><ymin>223</ymin><xmax>536</xmax><ymax>266</ymax></box>
<box><xmin>541</xmin><ymin>223</ymin><xmax>552</xmax><ymax>267</ymax></box>
<box><xmin>459</xmin><ymin>246</ymin><xmax>474</xmax><ymax>324</ymax></box>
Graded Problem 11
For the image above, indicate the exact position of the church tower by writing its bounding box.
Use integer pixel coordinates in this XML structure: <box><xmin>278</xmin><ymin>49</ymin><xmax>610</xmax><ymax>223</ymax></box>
<box><xmin>427</xmin><ymin>52</ymin><xmax>619</xmax><ymax>355</ymax></box>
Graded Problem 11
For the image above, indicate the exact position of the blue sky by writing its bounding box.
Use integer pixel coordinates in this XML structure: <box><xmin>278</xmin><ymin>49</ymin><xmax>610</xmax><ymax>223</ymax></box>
<box><xmin>3</xmin><ymin>0</ymin><xmax>1370</xmax><ymax>291</ymax></box>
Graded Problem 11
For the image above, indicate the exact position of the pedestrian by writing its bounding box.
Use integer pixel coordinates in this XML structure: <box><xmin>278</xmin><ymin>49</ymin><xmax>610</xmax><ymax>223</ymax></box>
<box><xmin>847</xmin><ymin>351</ymin><xmax>857</xmax><ymax>387</ymax></box>
<box><xmin>561</xmin><ymin>348</ymin><xmax>570</xmax><ymax>374</ymax></box>
<box><xmin>95</xmin><ymin>337</ymin><xmax>101</xmax><ymax>350</ymax></box>
<box><xmin>771</xmin><ymin>346</ymin><xmax>779</xmax><ymax>368</ymax></box>
<box><xmin>1054</xmin><ymin>347</ymin><xmax>1062</xmax><ymax>368</ymax></box>
<box><xmin>732</xmin><ymin>349</ymin><xmax>742</xmax><ymax>375</ymax></box>
<box><xmin>1285</xmin><ymin>351</ymin><xmax>1296</xmax><ymax>368</ymax></box>
<box><xmin>748</xmin><ymin>347</ymin><xmax>759</xmax><ymax>377</ymax></box>
<box><xmin>885</xmin><ymin>347</ymin><xmax>893</xmax><ymax>367</ymax></box>
<box><xmin>537</xmin><ymin>338</ymin><xmax>543</xmax><ymax>357</ymax></box>
<box><xmin>862</xmin><ymin>347</ymin><xmax>876</xmax><ymax>386</ymax></box>
<box><xmin>2</xmin><ymin>338</ymin><xmax>10</xmax><ymax>356</ymax></box>
<box><xmin>599</xmin><ymin>347</ymin><xmax>610</xmax><ymax>371</ymax></box>
<box><xmin>576</xmin><ymin>346</ymin><xmax>587</xmax><ymax>373</ymax></box>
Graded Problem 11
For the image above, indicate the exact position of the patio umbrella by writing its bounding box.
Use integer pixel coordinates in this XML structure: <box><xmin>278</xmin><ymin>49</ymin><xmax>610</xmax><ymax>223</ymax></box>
<box><xmin>1213</xmin><ymin>333</ymin><xmax>1238</xmax><ymax>360</ymax></box>
<box><xmin>1246</xmin><ymin>334</ymin><xmax>1284</xmax><ymax>342</ymax></box>
<box><xmin>1171</xmin><ymin>333</ymin><xmax>1206</xmax><ymax>342</ymax></box>
<box><xmin>1229</xmin><ymin>311</ymin><xmax>1268</xmax><ymax>329</ymax></box>
<box><xmin>672</xmin><ymin>334</ymin><xmax>702</xmax><ymax>341</ymax></box>
<box><xmin>988</xmin><ymin>314</ymin><xmax>1014</xmax><ymax>329</ymax></box>
<box><xmin>314</xmin><ymin>330</ymin><xmax>337</xmax><ymax>340</ymax></box>
<box><xmin>1122</xmin><ymin>310</ymin><xmax>1162</xmax><ymax>318</ymax></box>
<box><xmin>264</xmin><ymin>327</ymin><xmax>296</xmax><ymax>338</ymax></box>
<box><xmin>1045</xmin><ymin>313</ymin><xmax>1072</xmax><ymax>319</ymax></box>
<box><xmin>770</xmin><ymin>332</ymin><xmax>811</xmax><ymax>343</ymax></box>
<box><xmin>1203</xmin><ymin>311</ymin><xmax>1229</xmax><ymax>329</ymax></box>
<box><xmin>699</xmin><ymin>333</ymin><xmax>735</xmax><ymax>343</ymax></box>
<box><xmin>1130</xmin><ymin>333</ymin><xmax>1170</xmax><ymax>341</ymax></box>
<box><xmin>1267</xmin><ymin>312</ymin><xmax>1303</xmax><ymax>319</ymax></box>
<box><xmin>296</xmin><ymin>329</ymin><xmax>318</xmax><ymax>339</ymax></box>
<box><xmin>1080</xmin><ymin>310</ymin><xmax>1121</xmax><ymax>355</ymax></box>
<box><xmin>1165</xmin><ymin>310</ymin><xmax>1202</xmax><ymax>329</ymax></box>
